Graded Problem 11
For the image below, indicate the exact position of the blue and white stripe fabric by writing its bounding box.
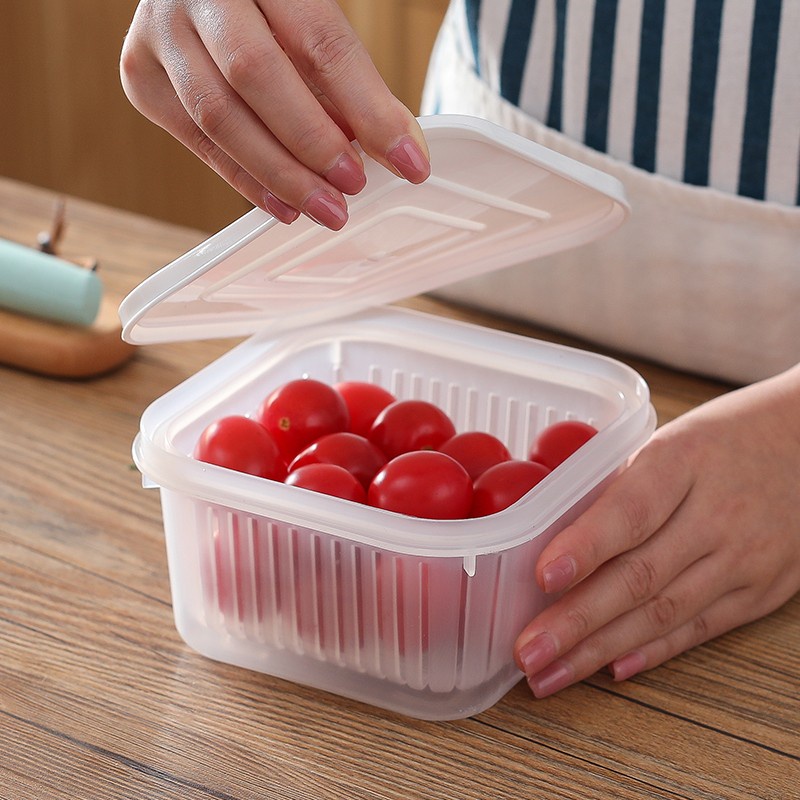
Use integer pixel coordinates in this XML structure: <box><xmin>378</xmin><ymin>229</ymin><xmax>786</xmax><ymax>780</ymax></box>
<box><xmin>420</xmin><ymin>0</ymin><xmax>800</xmax><ymax>385</ymax></box>
<box><xmin>426</xmin><ymin>0</ymin><xmax>799</xmax><ymax>207</ymax></box>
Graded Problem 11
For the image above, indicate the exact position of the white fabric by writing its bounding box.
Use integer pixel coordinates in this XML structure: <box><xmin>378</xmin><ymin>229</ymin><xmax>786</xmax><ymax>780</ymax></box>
<box><xmin>421</xmin><ymin>9</ymin><xmax>800</xmax><ymax>385</ymax></box>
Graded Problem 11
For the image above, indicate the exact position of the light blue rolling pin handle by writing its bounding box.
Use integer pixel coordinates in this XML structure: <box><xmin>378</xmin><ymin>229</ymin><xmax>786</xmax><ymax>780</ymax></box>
<box><xmin>0</xmin><ymin>237</ymin><xmax>102</xmax><ymax>326</ymax></box>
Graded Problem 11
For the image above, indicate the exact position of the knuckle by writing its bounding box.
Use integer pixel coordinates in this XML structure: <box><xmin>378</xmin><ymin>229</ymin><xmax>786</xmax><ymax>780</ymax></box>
<box><xmin>616</xmin><ymin>489</ymin><xmax>654</xmax><ymax>545</ymax></box>
<box><xmin>187</xmin><ymin>84</ymin><xmax>236</xmax><ymax>139</ymax></box>
<box><xmin>187</xmin><ymin>129</ymin><xmax>259</xmax><ymax>201</ymax></box>
<box><xmin>226</xmin><ymin>163</ymin><xmax>258</xmax><ymax>198</ymax></box>
<box><xmin>620</xmin><ymin>553</ymin><xmax>659</xmax><ymax>603</ymax></box>
<box><xmin>691</xmin><ymin>613</ymin><xmax>710</xmax><ymax>644</ymax></box>
<box><xmin>255</xmin><ymin>162</ymin><xmax>312</xmax><ymax>209</ymax></box>
<box><xmin>563</xmin><ymin>604</ymin><xmax>593</xmax><ymax>642</ymax></box>
<box><xmin>646</xmin><ymin>592</ymin><xmax>679</xmax><ymax>632</ymax></box>
<box><xmin>118</xmin><ymin>40</ymin><xmax>140</xmax><ymax>84</ymax></box>
<box><xmin>119</xmin><ymin>37</ymin><xmax>158</xmax><ymax>112</ymax></box>
<box><xmin>259</xmin><ymin>160</ymin><xmax>294</xmax><ymax>193</ymax></box>
<box><xmin>289</xmin><ymin>120</ymin><xmax>331</xmax><ymax>160</ymax></box>
<box><xmin>190</xmin><ymin>127</ymin><xmax>223</xmax><ymax>166</ymax></box>
<box><xmin>119</xmin><ymin>52</ymin><xmax>146</xmax><ymax>109</ymax></box>
<box><xmin>557</xmin><ymin>629</ymin><xmax>610</xmax><ymax>676</ymax></box>
<box><xmin>224</xmin><ymin>38</ymin><xmax>270</xmax><ymax>90</ymax></box>
<box><xmin>300</xmin><ymin>25</ymin><xmax>358</xmax><ymax>81</ymax></box>
<box><xmin>580</xmin><ymin>636</ymin><xmax>609</xmax><ymax>670</ymax></box>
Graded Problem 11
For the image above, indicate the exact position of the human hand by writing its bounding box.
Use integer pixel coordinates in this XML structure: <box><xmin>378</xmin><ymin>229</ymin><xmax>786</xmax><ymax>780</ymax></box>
<box><xmin>515</xmin><ymin>364</ymin><xmax>800</xmax><ymax>697</ymax></box>
<box><xmin>120</xmin><ymin>0</ymin><xmax>430</xmax><ymax>230</ymax></box>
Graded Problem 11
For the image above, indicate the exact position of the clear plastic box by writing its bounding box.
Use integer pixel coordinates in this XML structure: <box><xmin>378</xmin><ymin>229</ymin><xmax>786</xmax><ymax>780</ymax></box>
<box><xmin>121</xmin><ymin>116</ymin><xmax>656</xmax><ymax>719</ymax></box>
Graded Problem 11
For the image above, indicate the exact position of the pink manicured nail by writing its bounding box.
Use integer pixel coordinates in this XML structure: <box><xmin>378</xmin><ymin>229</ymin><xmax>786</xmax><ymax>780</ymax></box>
<box><xmin>611</xmin><ymin>650</ymin><xmax>647</xmax><ymax>682</ymax></box>
<box><xmin>528</xmin><ymin>659</ymin><xmax>575</xmax><ymax>698</ymax></box>
<box><xmin>325</xmin><ymin>153</ymin><xmax>366</xmax><ymax>195</ymax></box>
<box><xmin>302</xmin><ymin>190</ymin><xmax>348</xmax><ymax>230</ymax></box>
<box><xmin>541</xmin><ymin>555</ymin><xmax>577</xmax><ymax>594</ymax></box>
<box><xmin>387</xmin><ymin>135</ymin><xmax>431</xmax><ymax>183</ymax></box>
<box><xmin>518</xmin><ymin>632</ymin><xmax>558</xmax><ymax>676</ymax></box>
<box><xmin>263</xmin><ymin>192</ymin><xmax>300</xmax><ymax>224</ymax></box>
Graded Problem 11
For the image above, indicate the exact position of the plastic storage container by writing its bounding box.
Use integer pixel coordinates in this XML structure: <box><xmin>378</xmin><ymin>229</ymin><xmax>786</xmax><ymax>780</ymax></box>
<box><xmin>120</xmin><ymin>116</ymin><xmax>656</xmax><ymax>720</ymax></box>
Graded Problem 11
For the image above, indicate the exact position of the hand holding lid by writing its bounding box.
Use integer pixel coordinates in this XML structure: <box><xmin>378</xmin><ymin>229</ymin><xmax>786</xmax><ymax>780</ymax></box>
<box><xmin>120</xmin><ymin>0</ymin><xmax>430</xmax><ymax>230</ymax></box>
<box><xmin>120</xmin><ymin>116</ymin><xmax>628</xmax><ymax>345</ymax></box>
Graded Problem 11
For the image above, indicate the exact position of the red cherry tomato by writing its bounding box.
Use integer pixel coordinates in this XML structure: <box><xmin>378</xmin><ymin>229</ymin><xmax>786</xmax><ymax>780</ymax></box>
<box><xmin>289</xmin><ymin>431</ymin><xmax>387</xmax><ymax>489</ymax></box>
<box><xmin>194</xmin><ymin>415</ymin><xmax>286</xmax><ymax>480</ymax></box>
<box><xmin>334</xmin><ymin>381</ymin><xmax>396</xmax><ymax>438</ymax></box>
<box><xmin>256</xmin><ymin>378</ymin><xmax>349</xmax><ymax>462</ymax></box>
<box><xmin>285</xmin><ymin>463</ymin><xmax>367</xmax><ymax>503</ymax></box>
<box><xmin>529</xmin><ymin>420</ymin><xmax>598</xmax><ymax>469</ymax></box>
<box><xmin>471</xmin><ymin>460</ymin><xmax>551</xmax><ymax>517</ymax></box>
<box><xmin>368</xmin><ymin>451</ymin><xmax>473</xmax><ymax>519</ymax></box>
<box><xmin>438</xmin><ymin>431</ymin><xmax>512</xmax><ymax>481</ymax></box>
<box><xmin>368</xmin><ymin>399</ymin><xmax>457</xmax><ymax>459</ymax></box>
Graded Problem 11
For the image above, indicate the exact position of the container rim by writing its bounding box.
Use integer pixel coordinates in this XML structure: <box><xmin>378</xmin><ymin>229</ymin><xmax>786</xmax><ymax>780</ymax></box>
<box><xmin>134</xmin><ymin>403</ymin><xmax>655</xmax><ymax>558</ymax></box>
<box><xmin>133</xmin><ymin>308</ymin><xmax>657</xmax><ymax>558</ymax></box>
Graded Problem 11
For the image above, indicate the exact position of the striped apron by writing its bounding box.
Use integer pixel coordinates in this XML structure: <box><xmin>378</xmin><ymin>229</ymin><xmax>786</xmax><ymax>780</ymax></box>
<box><xmin>421</xmin><ymin>0</ymin><xmax>800</xmax><ymax>384</ymax></box>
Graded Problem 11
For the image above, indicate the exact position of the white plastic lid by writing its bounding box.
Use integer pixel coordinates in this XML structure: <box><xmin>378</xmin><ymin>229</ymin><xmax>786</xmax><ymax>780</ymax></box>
<box><xmin>120</xmin><ymin>115</ymin><xmax>628</xmax><ymax>345</ymax></box>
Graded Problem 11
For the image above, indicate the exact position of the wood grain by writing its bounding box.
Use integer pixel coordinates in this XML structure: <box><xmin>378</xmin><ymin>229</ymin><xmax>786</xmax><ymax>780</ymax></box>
<box><xmin>1</xmin><ymin>177</ymin><xmax>798</xmax><ymax>800</ymax></box>
<box><xmin>0</xmin><ymin>295</ymin><xmax>136</xmax><ymax>378</ymax></box>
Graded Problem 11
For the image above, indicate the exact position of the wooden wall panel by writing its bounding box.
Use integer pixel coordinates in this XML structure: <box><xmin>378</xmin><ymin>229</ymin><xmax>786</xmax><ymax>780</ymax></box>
<box><xmin>339</xmin><ymin>0</ymin><xmax>449</xmax><ymax>113</ymax></box>
<box><xmin>0</xmin><ymin>0</ymin><xmax>252</xmax><ymax>235</ymax></box>
<box><xmin>0</xmin><ymin>1</ymin><xmax>447</xmax><ymax>235</ymax></box>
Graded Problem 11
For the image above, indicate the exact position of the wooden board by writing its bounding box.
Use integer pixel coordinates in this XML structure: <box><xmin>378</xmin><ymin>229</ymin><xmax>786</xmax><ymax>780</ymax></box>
<box><xmin>0</xmin><ymin>294</ymin><xmax>136</xmax><ymax>378</ymax></box>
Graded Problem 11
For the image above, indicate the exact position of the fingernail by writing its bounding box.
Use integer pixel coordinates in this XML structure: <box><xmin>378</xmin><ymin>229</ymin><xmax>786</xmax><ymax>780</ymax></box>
<box><xmin>518</xmin><ymin>632</ymin><xmax>558</xmax><ymax>676</ymax></box>
<box><xmin>542</xmin><ymin>555</ymin><xmax>577</xmax><ymax>594</ymax></box>
<box><xmin>302</xmin><ymin>190</ymin><xmax>348</xmax><ymax>231</ymax></box>
<box><xmin>528</xmin><ymin>659</ymin><xmax>575</xmax><ymax>698</ymax></box>
<box><xmin>325</xmin><ymin>153</ymin><xmax>366</xmax><ymax>195</ymax></box>
<box><xmin>610</xmin><ymin>650</ymin><xmax>647</xmax><ymax>682</ymax></box>
<box><xmin>387</xmin><ymin>135</ymin><xmax>430</xmax><ymax>184</ymax></box>
<box><xmin>263</xmin><ymin>191</ymin><xmax>300</xmax><ymax>224</ymax></box>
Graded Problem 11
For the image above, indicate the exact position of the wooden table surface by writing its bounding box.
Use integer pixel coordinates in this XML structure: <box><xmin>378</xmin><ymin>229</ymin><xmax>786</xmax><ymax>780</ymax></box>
<box><xmin>1</xmin><ymin>177</ymin><xmax>797</xmax><ymax>799</ymax></box>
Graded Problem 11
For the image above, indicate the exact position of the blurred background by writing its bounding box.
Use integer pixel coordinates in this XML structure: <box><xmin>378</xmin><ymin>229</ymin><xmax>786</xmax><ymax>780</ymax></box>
<box><xmin>0</xmin><ymin>0</ymin><xmax>448</xmax><ymax>234</ymax></box>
